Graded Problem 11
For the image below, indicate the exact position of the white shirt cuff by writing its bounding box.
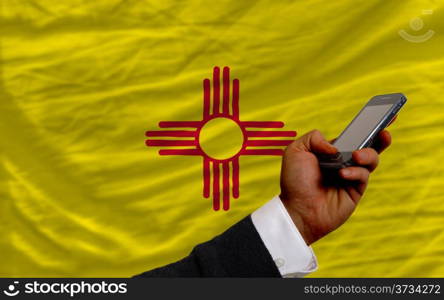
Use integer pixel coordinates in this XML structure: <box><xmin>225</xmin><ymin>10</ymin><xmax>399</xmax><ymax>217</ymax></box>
<box><xmin>251</xmin><ymin>195</ymin><xmax>318</xmax><ymax>278</ymax></box>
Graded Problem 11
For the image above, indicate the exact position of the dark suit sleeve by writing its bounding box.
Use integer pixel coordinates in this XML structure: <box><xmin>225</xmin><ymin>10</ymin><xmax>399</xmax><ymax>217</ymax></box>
<box><xmin>133</xmin><ymin>215</ymin><xmax>281</xmax><ymax>277</ymax></box>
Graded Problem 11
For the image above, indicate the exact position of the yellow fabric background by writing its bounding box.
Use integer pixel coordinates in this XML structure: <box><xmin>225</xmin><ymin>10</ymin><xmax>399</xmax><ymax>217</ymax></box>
<box><xmin>1</xmin><ymin>0</ymin><xmax>443</xmax><ymax>277</ymax></box>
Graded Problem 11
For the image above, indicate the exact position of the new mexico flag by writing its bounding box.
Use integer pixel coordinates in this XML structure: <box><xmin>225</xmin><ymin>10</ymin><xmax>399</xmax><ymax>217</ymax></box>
<box><xmin>1</xmin><ymin>0</ymin><xmax>443</xmax><ymax>277</ymax></box>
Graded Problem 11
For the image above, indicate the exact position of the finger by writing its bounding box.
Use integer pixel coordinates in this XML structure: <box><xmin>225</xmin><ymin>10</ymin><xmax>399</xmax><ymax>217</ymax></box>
<box><xmin>373</xmin><ymin>130</ymin><xmax>392</xmax><ymax>154</ymax></box>
<box><xmin>289</xmin><ymin>129</ymin><xmax>337</xmax><ymax>154</ymax></box>
<box><xmin>352</xmin><ymin>148</ymin><xmax>379</xmax><ymax>172</ymax></box>
<box><xmin>339</xmin><ymin>166</ymin><xmax>370</xmax><ymax>194</ymax></box>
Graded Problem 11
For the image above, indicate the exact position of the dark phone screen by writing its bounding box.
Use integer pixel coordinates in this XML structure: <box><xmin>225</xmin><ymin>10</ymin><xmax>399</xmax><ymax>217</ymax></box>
<box><xmin>333</xmin><ymin>104</ymin><xmax>393</xmax><ymax>152</ymax></box>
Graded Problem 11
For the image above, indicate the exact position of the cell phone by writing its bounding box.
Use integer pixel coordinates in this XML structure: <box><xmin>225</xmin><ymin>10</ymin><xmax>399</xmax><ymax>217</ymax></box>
<box><xmin>319</xmin><ymin>93</ymin><xmax>407</xmax><ymax>169</ymax></box>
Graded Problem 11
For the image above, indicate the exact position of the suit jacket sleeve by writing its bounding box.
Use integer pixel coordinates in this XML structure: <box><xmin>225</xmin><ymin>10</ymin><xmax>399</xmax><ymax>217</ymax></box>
<box><xmin>133</xmin><ymin>215</ymin><xmax>281</xmax><ymax>277</ymax></box>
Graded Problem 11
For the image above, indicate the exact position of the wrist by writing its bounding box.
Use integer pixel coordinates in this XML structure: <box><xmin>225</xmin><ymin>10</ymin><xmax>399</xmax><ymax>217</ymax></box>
<box><xmin>279</xmin><ymin>194</ymin><xmax>317</xmax><ymax>245</ymax></box>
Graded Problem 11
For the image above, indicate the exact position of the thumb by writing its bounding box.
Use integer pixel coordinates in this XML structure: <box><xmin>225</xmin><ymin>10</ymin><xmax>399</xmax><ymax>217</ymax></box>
<box><xmin>288</xmin><ymin>129</ymin><xmax>337</xmax><ymax>154</ymax></box>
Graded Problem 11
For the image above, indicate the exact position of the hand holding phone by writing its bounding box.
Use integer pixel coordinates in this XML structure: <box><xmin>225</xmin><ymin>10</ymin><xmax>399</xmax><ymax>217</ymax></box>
<box><xmin>280</xmin><ymin>128</ymin><xmax>388</xmax><ymax>245</ymax></box>
<box><xmin>319</xmin><ymin>93</ymin><xmax>407</xmax><ymax>169</ymax></box>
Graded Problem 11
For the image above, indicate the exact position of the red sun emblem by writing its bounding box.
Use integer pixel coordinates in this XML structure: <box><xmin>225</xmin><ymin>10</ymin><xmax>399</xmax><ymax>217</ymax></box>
<box><xmin>145</xmin><ymin>67</ymin><xmax>296</xmax><ymax>211</ymax></box>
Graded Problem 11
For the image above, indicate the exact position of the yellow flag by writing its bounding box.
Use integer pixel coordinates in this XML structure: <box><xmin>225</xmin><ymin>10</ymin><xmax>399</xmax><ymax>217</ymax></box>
<box><xmin>1</xmin><ymin>0</ymin><xmax>443</xmax><ymax>277</ymax></box>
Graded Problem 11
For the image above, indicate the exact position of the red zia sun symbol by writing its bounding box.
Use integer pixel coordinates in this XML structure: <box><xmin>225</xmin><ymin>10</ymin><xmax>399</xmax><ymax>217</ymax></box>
<box><xmin>145</xmin><ymin>67</ymin><xmax>296</xmax><ymax>211</ymax></box>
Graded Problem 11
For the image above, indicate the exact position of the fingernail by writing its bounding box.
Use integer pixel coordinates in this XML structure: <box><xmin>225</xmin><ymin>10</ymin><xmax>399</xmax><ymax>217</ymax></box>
<box><xmin>360</xmin><ymin>152</ymin><xmax>368</xmax><ymax>161</ymax></box>
<box><xmin>323</xmin><ymin>140</ymin><xmax>336</xmax><ymax>151</ymax></box>
<box><xmin>342</xmin><ymin>169</ymin><xmax>351</xmax><ymax>176</ymax></box>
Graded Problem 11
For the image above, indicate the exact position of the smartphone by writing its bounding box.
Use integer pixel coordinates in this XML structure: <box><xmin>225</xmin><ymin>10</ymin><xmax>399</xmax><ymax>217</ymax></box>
<box><xmin>319</xmin><ymin>93</ymin><xmax>407</xmax><ymax>169</ymax></box>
